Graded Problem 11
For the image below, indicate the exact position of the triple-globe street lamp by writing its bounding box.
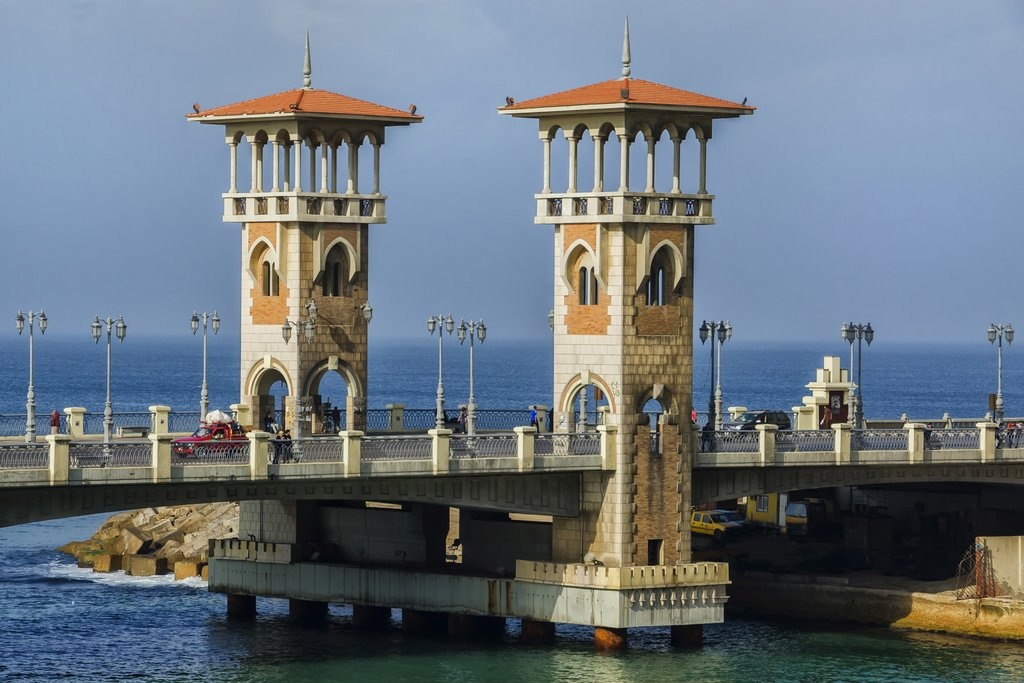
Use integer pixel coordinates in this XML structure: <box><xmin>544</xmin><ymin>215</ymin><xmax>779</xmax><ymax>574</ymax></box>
<box><xmin>92</xmin><ymin>316</ymin><xmax>127</xmax><ymax>454</ymax></box>
<box><xmin>699</xmin><ymin>320</ymin><xmax>732</xmax><ymax>430</ymax></box>
<box><xmin>988</xmin><ymin>323</ymin><xmax>1014</xmax><ymax>423</ymax></box>
<box><xmin>190</xmin><ymin>310</ymin><xmax>221</xmax><ymax>421</ymax></box>
<box><xmin>16</xmin><ymin>310</ymin><xmax>47</xmax><ymax>442</ymax></box>
<box><xmin>841</xmin><ymin>322</ymin><xmax>874</xmax><ymax>428</ymax></box>
<box><xmin>427</xmin><ymin>314</ymin><xmax>455</xmax><ymax>428</ymax></box>
<box><xmin>282</xmin><ymin>300</ymin><xmax>318</xmax><ymax>443</ymax></box>
<box><xmin>457</xmin><ymin>319</ymin><xmax>487</xmax><ymax>435</ymax></box>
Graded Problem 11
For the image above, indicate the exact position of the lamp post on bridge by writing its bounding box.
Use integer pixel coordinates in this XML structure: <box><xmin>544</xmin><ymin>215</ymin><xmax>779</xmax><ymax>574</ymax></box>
<box><xmin>988</xmin><ymin>323</ymin><xmax>1014</xmax><ymax>423</ymax></box>
<box><xmin>699</xmin><ymin>320</ymin><xmax>732</xmax><ymax>430</ymax></box>
<box><xmin>427</xmin><ymin>314</ymin><xmax>455</xmax><ymax>428</ymax></box>
<box><xmin>841</xmin><ymin>322</ymin><xmax>874</xmax><ymax>429</ymax></box>
<box><xmin>190</xmin><ymin>310</ymin><xmax>220</xmax><ymax>421</ymax></box>
<box><xmin>16</xmin><ymin>310</ymin><xmax>47</xmax><ymax>443</ymax></box>
<box><xmin>457</xmin><ymin>319</ymin><xmax>487</xmax><ymax>435</ymax></box>
<box><xmin>282</xmin><ymin>300</ymin><xmax>317</xmax><ymax>445</ymax></box>
<box><xmin>92</xmin><ymin>316</ymin><xmax>127</xmax><ymax>455</ymax></box>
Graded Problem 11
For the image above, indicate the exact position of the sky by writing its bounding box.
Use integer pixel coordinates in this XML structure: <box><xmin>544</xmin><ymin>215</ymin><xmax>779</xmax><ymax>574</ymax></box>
<box><xmin>1</xmin><ymin>0</ymin><xmax>1022</xmax><ymax>344</ymax></box>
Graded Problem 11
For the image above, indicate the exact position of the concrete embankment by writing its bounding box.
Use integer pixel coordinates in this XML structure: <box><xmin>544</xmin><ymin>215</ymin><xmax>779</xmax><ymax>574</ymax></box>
<box><xmin>729</xmin><ymin>570</ymin><xmax>1024</xmax><ymax>641</ymax></box>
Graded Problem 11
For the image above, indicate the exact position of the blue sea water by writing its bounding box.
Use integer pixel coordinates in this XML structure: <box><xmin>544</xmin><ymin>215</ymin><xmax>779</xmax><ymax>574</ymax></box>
<box><xmin>1</xmin><ymin>336</ymin><xmax>1023</xmax><ymax>681</ymax></box>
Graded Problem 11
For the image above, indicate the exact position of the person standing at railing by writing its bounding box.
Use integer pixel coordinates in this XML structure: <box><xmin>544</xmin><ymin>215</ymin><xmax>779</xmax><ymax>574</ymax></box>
<box><xmin>50</xmin><ymin>409</ymin><xmax>60</xmax><ymax>434</ymax></box>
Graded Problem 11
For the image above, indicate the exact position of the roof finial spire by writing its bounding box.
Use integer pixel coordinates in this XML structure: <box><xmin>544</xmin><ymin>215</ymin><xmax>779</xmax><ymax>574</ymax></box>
<box><xmin>303</xmin><ymin>31</ymin><xmax>312</xmax><ymax>89</ymax></box>
<box><xmin>620</xmin><ymin>16</ymin><xmax>631</xmax><ymax>80</ymax></box>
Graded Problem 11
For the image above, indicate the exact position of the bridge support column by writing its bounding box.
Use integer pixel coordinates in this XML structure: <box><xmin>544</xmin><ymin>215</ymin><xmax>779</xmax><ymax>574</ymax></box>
<box><xmin>402</xmin><ymin>608</ymin><xmax>449</xmax><ymax>633</ymax></box>
<box><xmin>594</xmin><ymin>626</ymin><xmax>628</xmax><ymax>650</ymax></box>
<box><xmin>520</xmin><ymin>619</ymin><xmax>556</xmax><ymax>644</ymax></box>
<box><xmin>226</xmin><ymin>594</ymin><xmax>256</xmax><ymax>620</ymax></box>
<box><xmin>449</xmin><ymin>614</ymin><xmax>506</xmax><ymax>638</ymax></box>
<box><xmin>670</xmin><ymin>624</ymin><xmax>703</xmax><ymax>647</ymax></box>
<box><xmin>352</xmin><ymin>604</ymin><xmax>391</xmax><ymax>629</ymax></box>
<box><xmin>289</xmin><ymin>599</ymin><xmax>327</xmax><ymax>623</ymax></box>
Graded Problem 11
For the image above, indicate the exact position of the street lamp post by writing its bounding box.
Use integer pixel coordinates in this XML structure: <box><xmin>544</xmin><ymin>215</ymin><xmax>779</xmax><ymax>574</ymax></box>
<box><xmin>841</xmin><ymin>322</ymin><xmax>874</xmax><ymax>428</ymax></box>
<box><xmin>427</xmin><ymin>314</ymin><xmax>455</xmax><ymax>428</ymax></box>
<box><xmin>16</xmin><ymin>310</ymin><xmax>47</xmax><ymax>442</ymax></box>
<box><xmin>282</xmin><ymin>300</ymin><xmax>318</xmax><ymax>444</ymax></box>
<box><xmin>92</xmin><ymin>316</ymin><xmax>127</xmax><ymax>455</ymax></box>
<box><xmin>190</xmin><ymin>310</ymin><xmax>221</xmax><ymax>420</ymax></box>
<box><xmin>699</xmin><ymin>320</ymin><xmax>732</xmax><ymax>430</ymax></box>
<box><xmin>988</xmin><ymin>323</ymin><xmax>1014</xmax><ymax>423</ymax></box>
<box><xmin>457</xmin><ymin>319</ymin><xmax>487</xmax><ymax>435</ymax></box>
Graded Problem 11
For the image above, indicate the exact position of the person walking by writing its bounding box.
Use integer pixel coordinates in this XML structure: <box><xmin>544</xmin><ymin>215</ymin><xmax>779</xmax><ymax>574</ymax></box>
<box><xmin>50</xmin><ymin>409</ymin><xmax>61</xmax><ymax>434</ymax></box>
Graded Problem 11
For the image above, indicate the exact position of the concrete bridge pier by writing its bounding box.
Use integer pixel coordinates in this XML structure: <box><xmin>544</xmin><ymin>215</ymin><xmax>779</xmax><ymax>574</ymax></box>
<box><xmin>226</xmin><ymin>594</ymin><xmax>256</xmax><ymax>621</ymax></box>
<box><xmin>353</xmin><ymin>604</ymin><xmax>392</xmax><ymax>629</ymax></box>
<box><xmin>402</xmin><ymin>608</ymin><xmax>449</xmax><ymax>634</ymax></box>
<box><xmin>448</xmin><ymin>614</ymin><xmax>506</xmax><ymax>639</ymax></box>
<box><xmin>671</xmin><ymin>624</ymin><xmax>703</xmax><ymax>647</ymax></box>
<box><xmin>289</xmin><ymin>598</ymin><xmax>327</xmax><ymax>623</ymax></box>
<box><xmin>520</xmin><ymin>619</ymin><xmax>556</xmax><ymax>644</ymax></box>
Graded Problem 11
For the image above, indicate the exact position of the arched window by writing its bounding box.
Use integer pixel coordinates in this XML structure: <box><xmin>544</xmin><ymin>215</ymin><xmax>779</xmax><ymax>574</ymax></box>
<box><xmin>260</xmin><ymin>258</ymin><xmax>279</xmax><ymax>296</ymax></box>
<box><xmin>646</xmin><ymin>250</ymin><xmax>672</xmax><ymax>306</ymax></box>
<box><xmin>262</xmin><ymin>262</ymin><xmax>271</xmax><ymax>296</ymax></box>
<box><xmin>578</xmin><ymin>266</ymin><xmax>599</xmax><ymax>305</ymax></box>
<box><xmin>322</xmin><ymin>245</ymin><xmax>349</xmax><ymax>297</ymax></box>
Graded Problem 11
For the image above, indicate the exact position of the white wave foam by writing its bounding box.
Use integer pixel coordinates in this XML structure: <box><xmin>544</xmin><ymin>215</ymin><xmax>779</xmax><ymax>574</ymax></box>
<box><xmin>45</xmin><ymin>560</ymin><xmax>208</xmax><ymax>589</ymax></box>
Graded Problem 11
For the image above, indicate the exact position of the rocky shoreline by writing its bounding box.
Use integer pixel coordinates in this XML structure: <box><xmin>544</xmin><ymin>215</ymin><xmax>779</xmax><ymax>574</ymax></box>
<box><xmin>58</xmin><ymin>503</ymin><xmax>239</xmax><ymax>580</ymax></box>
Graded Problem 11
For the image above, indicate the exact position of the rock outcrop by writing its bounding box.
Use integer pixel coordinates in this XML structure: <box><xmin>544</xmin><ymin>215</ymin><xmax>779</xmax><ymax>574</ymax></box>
<box><xmin>59</xmin><ymin>503</ymin><xmax>239</xmax><ymax>579</ymax></box>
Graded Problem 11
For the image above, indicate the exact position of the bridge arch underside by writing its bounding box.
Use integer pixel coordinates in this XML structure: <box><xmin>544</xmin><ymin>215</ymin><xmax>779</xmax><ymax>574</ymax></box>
<box><xmin>694</xmin><ymin>464</ymin><xmax>1024</xmax><ymax>505</ymax></box>
<box><xmin>0</xmin><ymin>473</ymin><xmax>584</xmax><ymax>529</ymax></box>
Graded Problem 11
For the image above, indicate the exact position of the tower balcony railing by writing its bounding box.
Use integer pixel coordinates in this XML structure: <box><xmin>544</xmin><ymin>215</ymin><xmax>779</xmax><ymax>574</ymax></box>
<box><xmin>222</xmin><ymin>191</ymin><xmax>387</xmax><ymax>224</ymax></box>
<box><xmin>535</xmin><ymin>191</ymin><xmax>714</xmax><ymax>225</ymax></box>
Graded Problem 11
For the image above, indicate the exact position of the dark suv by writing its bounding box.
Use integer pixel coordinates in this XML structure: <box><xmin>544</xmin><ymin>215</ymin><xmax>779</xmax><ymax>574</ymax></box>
<box><xmin>723</xmin><ymin>410</ymin><xmax>791</xmax><ymax>431</ymax></box>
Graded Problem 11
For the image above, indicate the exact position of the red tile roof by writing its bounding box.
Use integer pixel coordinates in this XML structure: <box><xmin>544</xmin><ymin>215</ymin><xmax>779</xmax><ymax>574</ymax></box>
<box><xmin>187</xmin><ymin>87</ymin><xmax>422</xmax><ymax>122</ymax></box>
<box><xmin>502</xmin><ymin>78</ymin><xmax>752</xmax><ymax>114</ymax></box>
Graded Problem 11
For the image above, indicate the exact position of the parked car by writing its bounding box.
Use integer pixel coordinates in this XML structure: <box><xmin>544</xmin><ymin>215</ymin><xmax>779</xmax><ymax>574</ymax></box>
<box><xmin>722</xmin><ymin>410</ymin><xmax>791</xmax><ymax>431</ymax></box>
<box><xmin>690</xmin><ymin>509</ymin><xmax>748</xmax><ymax>541</ymax></box>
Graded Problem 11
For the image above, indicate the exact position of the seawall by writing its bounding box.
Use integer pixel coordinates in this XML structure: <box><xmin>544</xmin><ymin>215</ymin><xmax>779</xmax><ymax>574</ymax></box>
<box><xmin>729</xmin><ymin>571</ymin><xmax>1024</xmax><ymax>641</ymax></box>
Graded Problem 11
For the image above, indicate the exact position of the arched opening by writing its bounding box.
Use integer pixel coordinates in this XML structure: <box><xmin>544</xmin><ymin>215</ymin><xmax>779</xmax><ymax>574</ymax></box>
<box><xmin>567</xmin><ymin>382</ymin><xmax>610</xmax><ymax>432</ymax></box>
<box><xmin>322</xmin><ymin>243</ymin><xmax>350</xmax><ymax>297</ymax></box>
<box><xmin>251</xmin><ymin>243</ymin><xmax>279</xmax><ymax>297</ymax></box>
<box><xmin>643</xmin><ymin>397</ymin><xmax>667</xmax><ymax>456</ymax></box>
<box><xmin>646</xmin><ymin>246</ymin><xmax>673</xmax><ymax>306</ymax></box>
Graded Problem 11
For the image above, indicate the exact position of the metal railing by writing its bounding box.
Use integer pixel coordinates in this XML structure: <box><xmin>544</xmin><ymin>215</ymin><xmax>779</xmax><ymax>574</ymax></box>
<box><xmin>931</xmin><ymin>428</ymin><xmax>981</xmax><ymax>450</ymax></box>
<box><xmin>853</xmin><ymin>429</ymin><xmax>908</xmax><ymax>451</ymax></box>
<box><xmin>449</xmin><ymin>434</ymin><xmax>517</xmax><ymax>459</ymax></box>
<box><xmin>775</xmin><ymin>429</ymin><xmax>834</xmax><ymax>453</ymax></box>
<box><xmin>360</xmin><ymin>435</ymin><xmax>433</xmax><ymax>461</ymax></box>
<box><xmin>0</xmin><ymin>443</ymin><xmax>49</xmax><ymax>468</ymax></box>
<box><xmin>534</xmin><ymin>432</ymin><xmax>601</xmax><ymax>456</ymax></box>
<box><xmin>171</xmin><ymin>440</ymin><xmax>249</xmax><ymax>465</ymax></box>
<box><xmin>700</xmin><ymin>431</ymin><xmax>759</xmax><ymax>454</ymax></box>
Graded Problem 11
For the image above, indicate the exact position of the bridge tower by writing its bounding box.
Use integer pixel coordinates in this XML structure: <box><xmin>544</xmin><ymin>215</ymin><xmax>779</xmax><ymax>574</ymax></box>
<box><xmin>189</xmin><ymin>36</ymin><xmax>421</xmax><ymax>432</ymax></box>
<box><xmin>500</xmin><ymin>22</ymin><xmax>753</xmax><ymax>569</ymax></box>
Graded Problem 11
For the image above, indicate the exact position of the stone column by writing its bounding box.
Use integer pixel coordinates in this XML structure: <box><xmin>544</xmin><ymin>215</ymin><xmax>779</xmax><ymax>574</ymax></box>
<box><xmin>567</xmin><ymin>135</ymin><xmax>578</xmax><ymax>193</ymax></box>
<box><xmin>645</xmin><ymin>135</ymin><xmax>655</xmax><ymax>192</ymax></box>
<box><xmin>670</xmin><ymin>624</ymin><xmax>702</xmax><ymax>647</ymax></box>
<box><xmin>386</xmin><ymin>404</ymin><xmax>405</xmax><ymax>432</ymax></box>
<box><xmin>47</xmin><ymin>434</ymin><xmax>70</xmax><ymax>485</ymax></box>
<box><xmin>429</xmin><ymin>428</ymin><xmax>451</xmax><ymax>474</ymax></box>
<box><xmin>227</xmin><ymin>594</ymin><xmax>256</xmax><ymax>620</ymax></box>
<box><xmin>150</xmin><ymin>433</ymin><xmax>171</xmax><ymax>483</ymax></box>
<box><xmin>521</xmin><ymin>619</ymin><xmax>556</xmax><ymax>644</ymax></box>
<box><xmin>618</xmin><ymin>133</ymin><xmax>630</xmax><ymax>191</ymax></box>
<box><xmin>228</xmin><ymin>140</ymin><xmax>238</xmax><ymax>193</ymax></box>
<box><xmin>64</xmin><ymin>407</ymin><xmax>85</xmax><ymax>438</ymax></box>
<box><xmin>541</xmin><ymin>135</ymin><xmax>552</xmax><ymax>193</ymax></box>
<box><xmin>290</xmin><ymin>599</ymin><xmax>327</xmax><ymax>623</ymax></box>
<box><xmin>340</xmin><ymin>430</ymin><xmax>362</xmax><ymax>477</ymax></box>
<box><xmin>514</xmin><ymin>426</ymin><xmax>535</xmax><ymax>471</ymax></box>
<box><xmin>671</xmin><ymin>136</ymin><xmax>682</xmax><ymax>192</ymax></box>
<box><xmin>148</xmin><ymin>405</ymin><xmax>170</xmax><ymax>435</ymax></box>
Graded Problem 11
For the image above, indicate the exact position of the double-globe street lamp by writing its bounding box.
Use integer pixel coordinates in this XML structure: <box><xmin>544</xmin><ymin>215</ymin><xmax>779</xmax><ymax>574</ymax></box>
<box><xmin>841</xmin><ymin>322</ymin><xmax>874</xmax><ymax>428</ymax></box>
<box><xmin>92</xmin><ymin>316</ymin><xmax>127</xmax><ymax>454</ymax></box>
<box><xmin>427</xmin><ymin>314</ymin><xmax>455</xmax><ymax>428</ymax></box>
<box><xmin>16</xmin><ymin>310</ymin><xmax>47</xmax><ymax>442</ymax></box>
<box><xmin>699</xmin><ymin>320</ymin><xmax>732</xmax><ymax>430</ymax></box>
<box><xmin>457</xmin><ymin>319</ymin><xmax>487</xmax><ymax>435</ymax></box>
<box><xmin>988</xmin><ymin>323</ymin><xmax>1014</xmax><ymax>423</ymax></box>
<box><xmin>282</xmin><ymin>300</ymin><xmax>318</xmax><ymax>444</ymax></box>
<box><xmin>190</xmin><ymin>310</ymin><xmax>221</xmax><ymax>421</ymax></box>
